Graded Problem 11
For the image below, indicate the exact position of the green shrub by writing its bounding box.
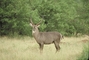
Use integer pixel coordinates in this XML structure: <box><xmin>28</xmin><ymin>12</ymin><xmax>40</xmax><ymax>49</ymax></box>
<box><xmin>77</xmin><ymin>43</ymin><xmax>89</xmax><ymax>60</ymax></box>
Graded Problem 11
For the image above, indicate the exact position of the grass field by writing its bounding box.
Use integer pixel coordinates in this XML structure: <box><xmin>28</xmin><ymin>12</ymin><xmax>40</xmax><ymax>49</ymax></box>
<box><xmin>0</xmin><ymin>36</ymin><xmax>89</xmax><ymax>60</ymax></box>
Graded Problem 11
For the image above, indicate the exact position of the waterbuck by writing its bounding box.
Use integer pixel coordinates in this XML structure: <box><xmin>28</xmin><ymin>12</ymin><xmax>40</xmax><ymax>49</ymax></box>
<box><xmin>30</xmin><ymin>19</ymin><xmax>63</xmax><ymax>53</ymax></box>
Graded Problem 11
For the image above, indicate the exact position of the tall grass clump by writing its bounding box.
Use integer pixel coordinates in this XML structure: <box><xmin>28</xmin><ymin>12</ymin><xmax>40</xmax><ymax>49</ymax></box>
<box><xmin>77</xmin><ymin>43</ymin><xmax>89</xmax><ymax>60</ymax></box>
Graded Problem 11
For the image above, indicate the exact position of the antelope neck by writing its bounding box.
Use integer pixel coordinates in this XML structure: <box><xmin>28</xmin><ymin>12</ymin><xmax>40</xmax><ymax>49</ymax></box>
<box><xmin>32</xmin><ymin>28</ymin><xmax>40</xmax><ymax>38</ymax></box>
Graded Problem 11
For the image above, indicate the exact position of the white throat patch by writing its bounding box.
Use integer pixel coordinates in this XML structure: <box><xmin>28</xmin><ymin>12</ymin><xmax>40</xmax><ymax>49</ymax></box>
<box><xmin>32</xmin><ymin>31</ymin><xmax>35</xmax><ymax>33</ymax></box>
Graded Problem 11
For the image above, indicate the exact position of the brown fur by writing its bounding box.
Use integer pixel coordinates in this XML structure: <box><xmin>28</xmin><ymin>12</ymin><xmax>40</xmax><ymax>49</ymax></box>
<box><xmin>30</xmin><ymin>21</ymin><xmax>63</xmax><ymax>52</ymax></box>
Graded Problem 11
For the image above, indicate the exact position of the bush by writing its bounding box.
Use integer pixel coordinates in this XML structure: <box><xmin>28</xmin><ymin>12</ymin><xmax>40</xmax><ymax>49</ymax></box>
<box><xmin>77</xmin><ymin>43</ymin><xmax>89</xmax><ymax>60</ymax></box>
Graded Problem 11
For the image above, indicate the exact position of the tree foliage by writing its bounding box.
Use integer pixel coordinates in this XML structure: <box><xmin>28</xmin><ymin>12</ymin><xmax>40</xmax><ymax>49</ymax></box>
<box><xmin>0</xmin><ymin>0</ymin><xmax>89</xmax><ymax>36</ymax></box>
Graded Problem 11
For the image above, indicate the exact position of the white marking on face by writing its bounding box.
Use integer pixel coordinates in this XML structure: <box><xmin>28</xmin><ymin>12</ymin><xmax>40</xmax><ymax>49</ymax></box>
<box><xmin>32</xmin><ymin>31</ymin><xmax>35</xmax><ymax>33</ymax></box>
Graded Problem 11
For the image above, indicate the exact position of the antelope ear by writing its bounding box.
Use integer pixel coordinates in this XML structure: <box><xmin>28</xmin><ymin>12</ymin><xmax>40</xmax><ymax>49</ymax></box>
<box><xmin>30</xmin><ymin>23</ymin><xmax>33</xmax><ymax>26</ymax></box>
<box><xmin>37</xmin><ymin>24</ymin><xmax>40</xmax><ymax>27</ymax></box>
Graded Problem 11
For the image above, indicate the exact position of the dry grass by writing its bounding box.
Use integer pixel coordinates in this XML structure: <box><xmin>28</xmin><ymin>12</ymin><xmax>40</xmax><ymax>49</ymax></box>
<box><xmin>0</xmin><ymin>36</ymin><xmax>89</xmax><ymax>60</ymax></box>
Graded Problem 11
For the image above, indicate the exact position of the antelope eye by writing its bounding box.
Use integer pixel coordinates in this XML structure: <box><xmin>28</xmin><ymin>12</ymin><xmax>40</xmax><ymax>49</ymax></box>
<box><xmin>33</xmin><ymin>26</ymin><xmax>36</xmax><ymax>30</ymax></box>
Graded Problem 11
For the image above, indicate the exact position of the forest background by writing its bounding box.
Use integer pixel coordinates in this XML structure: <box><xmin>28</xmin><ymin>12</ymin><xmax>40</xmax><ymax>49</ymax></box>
<box><xmin>0</xmin><ymin>0</ymin><xmax>89</xmax><ymax>37</ymax></box>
